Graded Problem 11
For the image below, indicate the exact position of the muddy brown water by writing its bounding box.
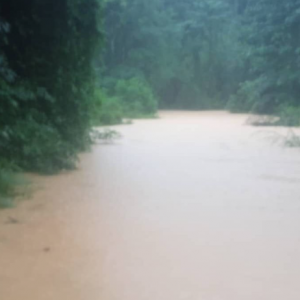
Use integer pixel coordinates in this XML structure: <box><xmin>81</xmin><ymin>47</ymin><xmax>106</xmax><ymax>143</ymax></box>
<box><xmin>1</xmin><ymin>111</ymin><xmax>300</xmax><ymax>300</ymax></box>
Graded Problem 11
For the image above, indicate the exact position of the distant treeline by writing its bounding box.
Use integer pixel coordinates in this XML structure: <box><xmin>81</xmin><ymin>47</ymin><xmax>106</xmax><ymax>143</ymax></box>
<box><xmin>101</xmin><ymin>0</ymin><xmax>300</xmax><ymax>122</ymax></box>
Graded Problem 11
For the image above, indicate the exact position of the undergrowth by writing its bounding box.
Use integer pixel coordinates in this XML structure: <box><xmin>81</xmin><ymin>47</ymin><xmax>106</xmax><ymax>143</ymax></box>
<box><xmin>95</xmin><ymin>77</ymin><xmax>158</xmax><ymax>125</ymax></box>
<box><xmin>0</xmin><ymin>160</ymin><xmax>28</xmax><ymax>208</ymax></box>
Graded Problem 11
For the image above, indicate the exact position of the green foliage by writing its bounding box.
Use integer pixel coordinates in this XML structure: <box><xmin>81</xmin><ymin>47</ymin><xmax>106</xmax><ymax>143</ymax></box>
<box><xmin>92</xmin><ymin>79</ymin><xmax>158</xmax><ymax>126</ymax></box>
<box><xmin>226</xmin><ymin>79</ymin><xmax>264</xmax><ymax>113</ymax></box>
<box><xmin>231</xmin><ymin>0</ymin><xmax>300</xmax><ymax>114</ymax></box>
<box><xmin>2</xmin><ymin>118</ymin><xmax>77</xmax><ymax>174</ymax></box>
<box><xmin>2</xmin><ymin>0</ymin><xmax>300</xmax><ymax>208</ymax></box>
<box><xmin>0</xmin><ymin>159</ymin><xmax>22</xmax><ymax>208</ymax></box>
<box><xmin>0</xmin><ymin>0</ymin><xmax>102</xmax><ymax>174</ymax></box>
<box><xmin>0</xmin><ymin>168</ymin><xmax>16</xmax><ymax>208</ymax></box>
<box><xmin>101</xmin><ymin>0</ymin><xmax>300</xmax><ymax>119</ymax></box>
<box><xmin>0</xmin><ymin>0</ymin><xmax>102</xmax><ymax>203</ymax></box>
<box><xmin>114</xmin><ymin>77</ymin><xmax>158</xmax><ymax>117</ymax></box>
<box><xmin>101</xmin><ymin>0</ymin><xmax>242</xmax><ymax>109</ymax></box>
<box><xmin>99</xmin><ymin>76</ymin><xmax>158</xmax><ymax>120</ymax></box>
<box><xmin>92</xmin><ymin>89</ymin><xmax>124</xmax><ymax>125</ymax></box>
<box><xmin>277</xmin><ymin>105</ymin><xmax>300</xmax><ymax>127</ymax></box>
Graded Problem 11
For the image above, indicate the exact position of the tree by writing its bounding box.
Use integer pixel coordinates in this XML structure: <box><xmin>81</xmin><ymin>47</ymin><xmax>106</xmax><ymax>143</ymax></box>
<box><xmin>0</xmin><ymin>0</ymin><xmax>102</xmax><ymax>172</ymax></box>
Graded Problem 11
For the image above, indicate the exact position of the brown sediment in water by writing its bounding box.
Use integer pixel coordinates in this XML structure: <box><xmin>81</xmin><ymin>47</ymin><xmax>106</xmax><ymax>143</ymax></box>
<box><xmin>1</xmin><ymin>111</ymin><xmax>300</xmax><ymax>300</ymax></box>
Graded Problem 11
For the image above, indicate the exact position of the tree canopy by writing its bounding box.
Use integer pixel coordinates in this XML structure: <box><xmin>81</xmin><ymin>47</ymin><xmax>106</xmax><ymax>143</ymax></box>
<box><xmin>100</xmin><ymin>0</ymin><xmax>300</xmax><ymax>116</ymax></box>
<box><xmin>0</xmin><ymin>0</ymin><xmax>102</xmax><ymax>173</ymax></box>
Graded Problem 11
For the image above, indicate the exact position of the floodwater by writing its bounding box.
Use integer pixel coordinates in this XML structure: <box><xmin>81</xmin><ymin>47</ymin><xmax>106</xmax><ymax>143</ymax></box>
<box><xmin>1</xmin><ymin>111</ymin><xmax>300</xmax><ymax>300</ymax></box>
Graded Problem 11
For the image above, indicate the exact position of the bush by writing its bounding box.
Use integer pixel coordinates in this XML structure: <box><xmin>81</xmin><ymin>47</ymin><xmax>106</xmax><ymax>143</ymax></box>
<box><xmin>114</xmin><ymin>77</ymin><xmax>158</xmax><ymax>118</ymax></box>
<box><xmin>1</xmin><ymin>118</ymin><xmax>77</xmax><ymax>174</ymax></box>
<box><xmin>0</xmin><ymin>159</ymin><xmax>20</xmax><ymax>208</ymax></box>
<box><xmin>0</xmin><ymin>169</ymin><xmax>15</xmax><ymax>208</ymax></box>
<box><xmin>226</xmin><ymin>80</ymin><xmax>263</xmax><ymax>113</ymax></box>
<box><xmin>226</xmin><ymin>74</ymin><xmax>286</xmax><ymax>114</ymax></box>
<box><xmin>92</xmin><ymin>89</ymin><xmax>123</xmax><ymax>125</ymax></box>
<box><xmin>276</xmin><ymin>105</ymin><xmax>300</xmax><ymax>127</ymax></box>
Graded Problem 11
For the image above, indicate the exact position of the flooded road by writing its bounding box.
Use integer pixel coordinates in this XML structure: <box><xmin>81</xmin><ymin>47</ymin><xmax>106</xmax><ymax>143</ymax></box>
<box><xmin>1</xmin><ymin>111</ymin><xmax>300</xmax><ymax>300</ymax></box>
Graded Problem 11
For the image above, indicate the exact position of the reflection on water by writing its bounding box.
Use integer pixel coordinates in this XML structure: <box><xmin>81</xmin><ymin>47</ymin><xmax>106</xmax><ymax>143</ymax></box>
<box><xmin>1</xmin><ymin>111</ymin><xmax>300</xmax><ymax>300</ymax></box>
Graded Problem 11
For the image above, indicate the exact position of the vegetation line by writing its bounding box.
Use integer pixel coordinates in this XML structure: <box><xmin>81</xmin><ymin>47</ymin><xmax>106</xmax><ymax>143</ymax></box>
<box><xmin>1</xmin><ymin>0</ymin><xmax>300</xmax><ymax>206</ymax></box>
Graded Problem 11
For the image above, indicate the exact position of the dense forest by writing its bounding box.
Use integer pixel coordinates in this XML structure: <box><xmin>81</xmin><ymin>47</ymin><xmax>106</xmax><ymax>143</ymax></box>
<box><xmin>1</xmin><ymin>0</ymin><xmax>300</xmax><ymax>206</ymax></box>
<box><xmin>100</xmin><ymin>0</ymin><xmax>300</xmax><ymax>118</ymax></box>
<box><xmin>0</xmin><ymin>0</ymin><xmax>102</xmax><ymax>206</ymax></box>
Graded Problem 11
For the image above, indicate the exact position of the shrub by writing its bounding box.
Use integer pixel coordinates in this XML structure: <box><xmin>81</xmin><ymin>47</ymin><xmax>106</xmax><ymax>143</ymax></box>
<box><xmin>1</xmin><ymin>118</ymin><xmax>77</xmax><ymax>174</ymax></box>
<box><xmin>92</xmin><ymin>89</ymin><xmax>123</xmax><ymax>125</ymax></box>
<box><xmin>114</xmin><ymin>77</ymin><xmax>158</xmax><ymax>118</ymax></box>
<box><xmin>226</xmin><ymin>80</ymin><xmax>263</xmax><ymax>113</ymax></box>
<box><xmin>0</xmin><ymin>169</ymin><xmax>15</xmax><ymax>208</ymax></box>
<box><xmin>0</xmin><ymin>159</ymin><xmax>20</xmax><ymax>208</ymax></box>
<box><xmin>226</xmin><ymin>74</ymin><xmax>287</xmax><ymax>114</ymax></box>
<box><xmin>276</xmin><ymin>105</ymin><xmax>300</xmax><ymax>127</ymax></box>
